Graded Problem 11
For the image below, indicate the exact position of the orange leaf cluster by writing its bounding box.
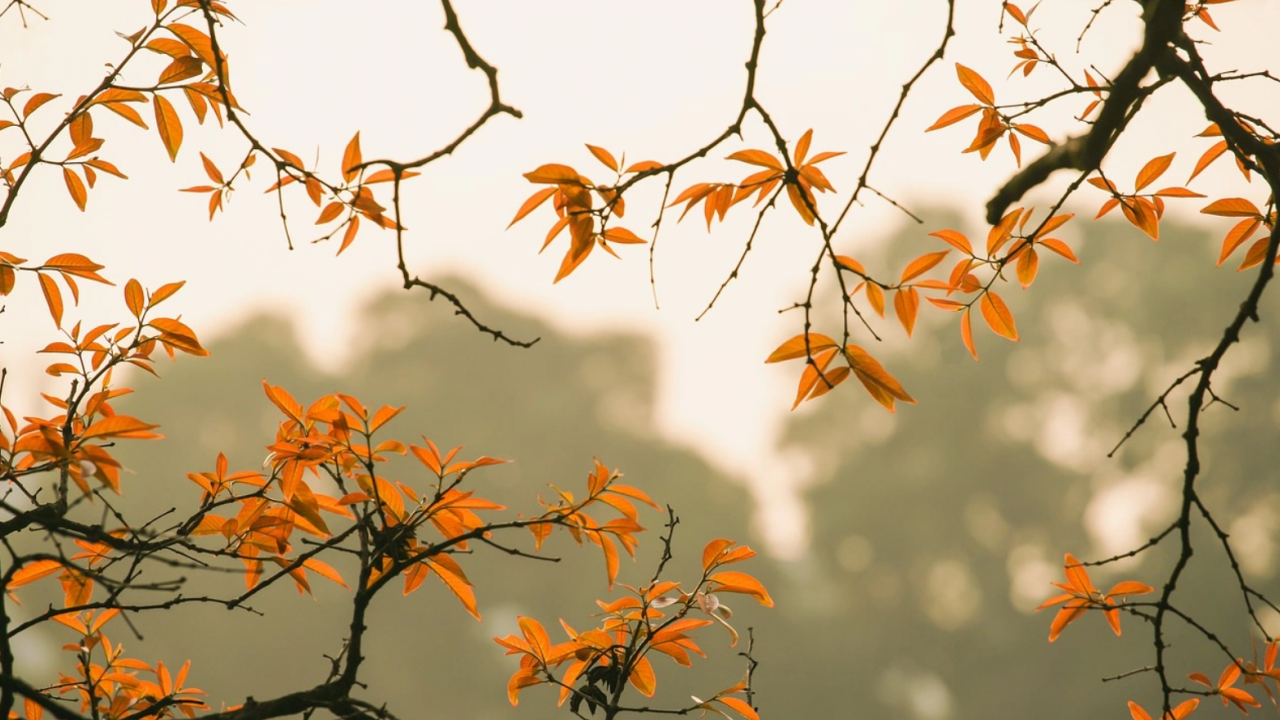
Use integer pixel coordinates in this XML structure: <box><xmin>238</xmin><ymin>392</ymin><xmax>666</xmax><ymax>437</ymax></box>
<box><xmin>927</xmin><ymin>63</ymin><xmax>1050</xmax><ymax>165</ymax></box>
<box><xmin>1035</xmin><ymin>553</ymin><xmax>1153</xmax><ymax>642</ymax></box>
<box><xmin>670</xmin><ymin>129</ymin><xmax>842</xmax><ymax>228</ymax></box>
<box><xmin>495</xmin><ymin>538</ymin><xmax>768</xmax><ymax>718</ymax></box>
<box><xmin>765</xmin><ymin>333</ymin><xmax>914</xmax><ymax>411</ymax></box>
<box><xmin>510</xmin><ymin>145</ymin><xmax>660</xmax><ymax>282</ymax></box>
<box><xmin>1090</xmin><ymin>152</ymin><xmax>1205</xmax><ymax>241</ymax></box>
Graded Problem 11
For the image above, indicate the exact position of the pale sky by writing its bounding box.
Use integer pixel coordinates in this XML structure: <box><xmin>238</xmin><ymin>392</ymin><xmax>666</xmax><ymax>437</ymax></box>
<box><xmin>3</xmin><ymin>0</ymin><xmax>1278</xmax><ymax>556</ymax></box>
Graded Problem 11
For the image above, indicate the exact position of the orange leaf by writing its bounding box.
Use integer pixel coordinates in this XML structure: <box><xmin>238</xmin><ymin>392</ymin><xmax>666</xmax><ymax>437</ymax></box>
<box><xmin>628</xmin><ymin>655</ymin><xmax>656</xmax><ymax>697</ymax></box>
<box><xmin>63</xmin><ymin>167</ymin><xmax>87</xmax><ymax>211</ymax></box>
<box><xmin>1188</xmin><ymin>140</ymin><xmax>1228</xmax><ymax>183</ymax></box>
<box><xmin>342</xmin><ymin>131</ymin><xmax>362</xmax><ymax>182</ymax></box>
<box><xmin>1217</xmin><ymin>218</ymin><xmax>1261</xmax><ymax>266</ymax></box>
<box><xmin>602</xmin><ymin>227</ymin><xmax>646</xmax><ymax>244</ymax></box>
<box><xmin>624</xmin><ymin>160</ymin><xmax>663</xmax><ymax>173</ymax></box>
<box><xmin>1013</xmin><ymin>123</ymin><xmax>1050</xmax><ymax>144</ymax></box>
<box><xmin>1134</xmin><ymin>152</ymin><xmax>1175</xmax><ymax>191</ymax></box>
<box><xmin>428</xmin><ymin>557</ymin><xmax>480</xmax><ymax>620</ymax></box>
<box><xmin>38</xmin><ymin>273</ymin><xmax>64</xmax><ymax>328</ymax></box>
<box><xmin>10</xmin><ymin>559</ymin><xmax>62</xmax><ymax>589</ymax></box>
<box><xmin>200</xmin><ymin>152</ymin><xmax>223</xmax><ymax>184</ymax></box>
<box><xmin>302</xmin><ymin>558</ymin><xmax>348</xmax><ymax>589</ymax></box>
<box><xmin>955</xmin><ymin>63</ymin><xmax>995</xmax><ymax>105</ymax></box>
<box><xmin>703</xmin><ymin>539</ymin><xmax>736</xmax><ymax>570</ymax></box>
<box><xmin>158</xmin><ymin>56</ymin><xmax>203</xmax><ymax>85</ymax></box>
<box><xmin>518</xmin><ymin>616</ymin><xmax>551</xmax><ymax>663</ymax></box>
<box><xmin>153</xmin><ymin>94</ymin><xmax>183</xmax><ymax>162</ymax></box>
<box><xmin>717</xmin><ymin>697</ymin><xmax>760</xmax><ymax>720</ymax></box>
<box><xmin>765</xmin><ymin>333</ymin><xmax>838</xmax><ymax>363</ymax></box>
<box><xmin>930</xmin><ymin>229</ymin><xmax>973</xmax><ymax>255</ymax></box>
<box><xmin>1201</xmin><ymin>198</ymin><xmax>1262</xmax><ymax>218</ymax></box>
<box><xmin>845</xmin><ymin>344</ymin><xmax>915</xmax><ymax>411</ymax></box>
<box><xmin>125</xmin><ymin>278</ymin><xmax>145</xmax><ymax>318</ymax></box>
<box><xmin>900</xmin><ymin>250</ymin><xmax>949</xmax><ymax>282</ymax></box>
<box><xmin>585</xmin><ymin>144</ymin><xmax>618</xmax><ymax>171</ymax></box>
<box><xmin>524</xmin><ymin>164</ymin><xmax>582</xmax><ymax>185</ymax></box>
<box><xmin>166</xmin><ymin>24</ymin><xmax>217</xmax><ymax>68</ymax></box>
<box><xmin>22</xmin><ymin>92</ymin><xmax>59</xmax><ymax>118</ymax></box>
<box><xmin>337</xmin><ymin>216</ymin><xmax>361</xmax><ymax>255</ymax></box>
<box><xmin>1015</xmin><ymin>246</ymin><xmax>1039</xmax><ymax>288</ymax></box>
<box><xmin>726</xmin><ymin>149</ymin><xmax>782</xmax><ymax>171</ymax></box>
<box><xmin>960</xmin><ymin>309</ymin><xmax>978</xmax><ymax>360</ymax></box>
<box><xmin>894</xmin><ymin>287</ymin><xmax>919</xmax><ymax>337</ymax></box>
<box><xmin>926</xmin><ymin>104</ymin><xmax>983</xmax><ymax>131</ymax></box>
<box><xmin>82</xmin><ymin>416</ymin><xmax>160</xmax><ymax>440</ymax></box>
<box><xmin>709</xmin><ymin>571</ymin><xmax>774</xmax><ymax>607</ymax></box>
<box><xmin>865</xmin><ymin>282</ymin><xmax>885</xmax><ymax>317</ymax></box>
<box><xmin>316</xmin><ymin>202</ymin><xmax>344</xmax><ymax>225</ymax></box>
<box><xmin>980</xmin><ymin>291</ymin><xmax>1018</xmax><ymax>340</ymax></box>
<box><xmin>792</xmin><ymin>348</ymin><xmax>839</xmax><ymax>408</ymax></box>
<box><xmin>507</xmin><ymin>187</ymin><xmax>557</xmax><ymax>228</ymax></box>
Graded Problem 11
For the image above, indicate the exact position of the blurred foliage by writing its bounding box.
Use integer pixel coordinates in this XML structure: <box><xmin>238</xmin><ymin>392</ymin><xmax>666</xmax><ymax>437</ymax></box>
<box><xmin>782</xmin><ymin>214</ymin><xmax>1280</xmax><ymax>719</ymax></box>
<box><xmin>20</xmin><ymin>215</ymin><xmax>1275</xmax><ymax>720</ymax></box>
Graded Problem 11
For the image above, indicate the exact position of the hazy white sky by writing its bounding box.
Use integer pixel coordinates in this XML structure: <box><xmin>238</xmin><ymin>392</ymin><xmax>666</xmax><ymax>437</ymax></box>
<box><xmin>3</xmin><ymin>0</ymin><xmax>1278</xmax><ymax>556</ymax></box>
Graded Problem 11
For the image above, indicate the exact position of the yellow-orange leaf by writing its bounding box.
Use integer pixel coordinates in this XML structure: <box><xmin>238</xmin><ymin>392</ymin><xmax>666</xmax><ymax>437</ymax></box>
<box><xmin>200</xmin><ymin>152</ymin><xmax>223</xmax><ymax>184</ymax></box>
<box><xmin>22</xmin><ymin>92</ymin><xmax>59</xmax><ymax>119</ymax></box>
<box><xmin>717</xmin><ymin>697</ymin><xmax>760</xmax><ymax>720</ymax></box>
<box><xmin>125</xmin><ymin>278</ymin><xmax>145</xmax><ymax>318</ymax></box>
<box><xmin>709</xmin><ymin>571</ymin><xmax>774</xmax><ymax>607</ymax></box>
<box><xmin>726</xmin><ymin>149</ymin><xmax>782</xmax><ymax>171</ymax></box>
<box><xmin>153</xmin><ymin>94</ymin><xmax>183</xmax><ymax>162</ymax></box>
<box><xmin>900</xmin><ymin>250</ymin><xmax>949</xmax><ymax>283</ymax></box>
<box><xmin>602</xmin><ymin>227</ymin><xmax>645</xmax><ymax>244</ymax></box>
<box><xmin>518</xmin><ymin>616</ymin><xmax>551</xmax><ymax>662</ymax></box>
<box><xmin>38</xmin><ymin>273</ymin><xmax>64</xmax><ymax>328</ymax></box>
<box><xmin>166</xmin><ymin>24</ymin><xmax>217</xmax><ymax>68</ymax></box>
<box><xmin>765</xmin><ymin>333</ymin><xmax>838</xmax><ymax>363</ymax></box>
<box><xmin>1201</xmin><ymin>198</ymin><xmax>1262</xmax><ymax>218</ymax></box>
<box><xmin>625</xmin><ymin>160</ymin><xmax>663</xmax><ymax>173</ymax></box>
<box><xmin>585</xmin><ymin>144</ymin><xmax>618</xmax><ymax>171</ymax></box>
<box><xmin>628</xmin><ymin>655</ymin><xmax>656</xmax><ymax>697</ymax></box>
<box><xmin>149</xmin><ymin>280</ymin><xmax>185</xmax><ymax>306</ymax></box>
<box><xmin>302</xmin><ymin>558</ymin><xmax>348</xmax><ymax>589</ymax></box>
<box><xmin>158</xmin><ymin>56</ymin><xmax>203</xmax><ymax>85</ymax></box>
<box><xmin>865</xmin><ymin>282</ymin><xmax>885</xmax><ymax>317</ymax></box>
<box><xmin>930</xmin><ymin>229</ymin><xmax>973</xmax><ymax>255</ymax></box>
<box><xmin>524</xmin><ymin>164</ymin><xmax>581</xmax><ymax>185</ymax></box>
<box><xmin>10</xmin><ymin>559</ymin><xmax>62</xmax><ymax>589</ymax></box>
<box><xmin>1217</xmin><ymin>218</ymin><xmax>1261</xmax><ymax>266</ymax></box>
<box><xmin>1038</xmin><ymin>238</ymin><xmax>1078</xmax><ymax>264</ymax></box>
<box><xmin>956</xmin><ymin>63</ymin><xmax>995</xmax><ymax>105</ymax></box>
<box><xmin>428</xmin><ymin>557</ymin><xmax>480</xmax><ymax>620</ymax></box>
<box><xmin>980</xmin><ymin>291</ymin><xmax>1018</xmax><ymax>341</ymax></box>
<box><xmin>1188</xmin><ymin>140</ymin><xmax>1227</xmax><ymax>183</ymax></box>
<box><xmin>961</xmin><ymin>309</ymin><xmax>978</xmax><ymax>360</ymax></box>
<box><xmin>63</xmin><ymin>167</ymin><xmax>87</xmax><ymax>212</ymax></box>
<box><xmin>845</xmin><ymin>344</ymin><xmax>915</xmax><ymax>411</ymax></box>
<box><xmin>1015</xmin><ymin>246</ymin><xmax>1039</xmax><ymax>288</ymax></box>
<box><xmin>342</xmin><ymin>131</ymin><xmax>362</xmax><ymax>182</ymax></box>
<box><xmin>1013</xmin><ymin>123</ymin><xmax>1050</xmax><ymax>144</ymax></box>
<box><xmin>82</xmin><ymin>416</ymin><xmax>160</xmax><ymax>440</ymax></box>
<box><xmin>1134</xmin><ymin>152</ymin><xmax>1174</xmax><ymax>191</ymax></box>
<box><xmin>894</xmin><ymin>287</ymin><xmax>919</xmax><ymax>337</ymax></box>
<box><xmin>926</xmin><ymin>104</ymin><xmax>983</xmax><ymax>131</ymax></box>
<box><xmin>792</xmin><ymin>348</ymin><xmax>839</xmax><ymax>408</ymax></box>
<box><xmin>316</xmin><ymin>202</ymin><xmax>344</xmax><ymax>225</ymax></box>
